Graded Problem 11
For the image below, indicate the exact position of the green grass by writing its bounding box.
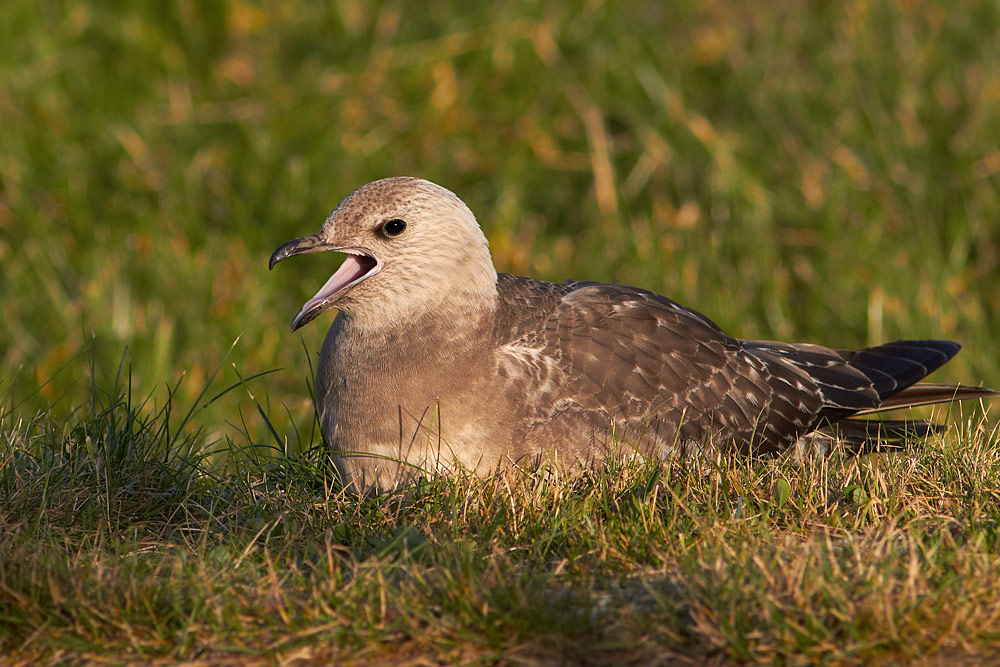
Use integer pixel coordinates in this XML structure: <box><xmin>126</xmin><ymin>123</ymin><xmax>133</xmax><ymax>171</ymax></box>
<box><xmin>3</xmin><ymin>0</ymin><xmax>1000</xmax><ymax>662</ymax></box>
<box><xmin>3</xmin><ymin>370</ymin><xmax>1000</xmax><ymax>663</ymax></box>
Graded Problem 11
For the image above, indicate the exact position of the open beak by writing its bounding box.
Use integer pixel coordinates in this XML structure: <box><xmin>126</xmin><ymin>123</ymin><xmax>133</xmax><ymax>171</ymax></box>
<box><xmin>269</xmin><ymin>234</ymin><xmax>381</xmax><ymax>331</ymax></box>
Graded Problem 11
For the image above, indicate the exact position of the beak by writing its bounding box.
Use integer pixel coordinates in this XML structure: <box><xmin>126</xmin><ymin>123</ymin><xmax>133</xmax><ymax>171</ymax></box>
<box><xmin>270</xmin><ymin>231</ymin><xmax>382</xmax><ymax>332</ymax></box>
<box><xmin>269</xmin><ymin>233</ymin><xmax>333</xmax><ymax>270</ymax></box>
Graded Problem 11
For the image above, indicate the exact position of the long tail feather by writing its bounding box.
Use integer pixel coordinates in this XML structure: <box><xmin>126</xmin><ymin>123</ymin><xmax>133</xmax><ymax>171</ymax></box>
<box><xmin>822</xmin><ymin>382</ymin><xmax>999</xmax><ymax>453</ymax></box>
<box><xmin>856</xmin><ymin>383</ymin><xmax>1000</xmax><ymax>414</ymax></box>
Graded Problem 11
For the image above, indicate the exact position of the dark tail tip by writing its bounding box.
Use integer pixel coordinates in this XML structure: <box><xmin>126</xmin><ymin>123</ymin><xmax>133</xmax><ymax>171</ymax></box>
<box><xmin>840</xmin><ymin>340</ymin><xmax>961</xmax><ymax>400</ymax></box>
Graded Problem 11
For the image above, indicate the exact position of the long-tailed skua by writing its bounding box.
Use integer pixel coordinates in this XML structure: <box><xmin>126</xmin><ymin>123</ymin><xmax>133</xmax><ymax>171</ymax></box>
<box><xmin>270</xmin><ymin>177</ymin><xmax>996</xmax><ymax>492</ymax></box>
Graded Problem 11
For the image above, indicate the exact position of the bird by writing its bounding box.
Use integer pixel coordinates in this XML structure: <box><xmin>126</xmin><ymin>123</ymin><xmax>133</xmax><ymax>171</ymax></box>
<box><xmin>270</xmin><ymin>177</ymin><xmax>996</xmax><ymax>493</ymax></box>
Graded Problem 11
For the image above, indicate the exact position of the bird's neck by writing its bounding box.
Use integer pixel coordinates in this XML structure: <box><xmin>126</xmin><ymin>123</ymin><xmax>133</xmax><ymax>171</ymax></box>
<box><xmin>337</xmin><ymin>283</ymin><xmax>499</xmax><ymax>355</ymax></box>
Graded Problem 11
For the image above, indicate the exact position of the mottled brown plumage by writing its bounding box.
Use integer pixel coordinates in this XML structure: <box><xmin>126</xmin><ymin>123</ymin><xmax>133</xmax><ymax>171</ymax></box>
<box><xmin>270</xmin><ymin>177</ymin><xmax>996</xmax><ymax>492</ymax></box>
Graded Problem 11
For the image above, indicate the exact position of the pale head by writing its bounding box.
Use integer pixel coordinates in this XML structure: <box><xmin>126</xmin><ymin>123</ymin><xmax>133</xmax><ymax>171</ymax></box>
<box><xmin>270</xmin><ymin>177</ymin><xmax>498</xmax><ymax>330</ymax></box>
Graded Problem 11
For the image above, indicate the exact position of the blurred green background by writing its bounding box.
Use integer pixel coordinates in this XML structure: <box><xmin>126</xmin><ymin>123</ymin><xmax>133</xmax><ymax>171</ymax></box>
<box><xmin>3</xmin><ymin>0</ymin><xmax>999</xmax><ymax>445</ymax></box>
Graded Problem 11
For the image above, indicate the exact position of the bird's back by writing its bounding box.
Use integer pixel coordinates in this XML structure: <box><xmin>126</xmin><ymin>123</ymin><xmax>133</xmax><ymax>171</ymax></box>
<box><xmin>492</xmin><ymin>273</ymin><xmax>962</xmax><ymax>459</ymax></box>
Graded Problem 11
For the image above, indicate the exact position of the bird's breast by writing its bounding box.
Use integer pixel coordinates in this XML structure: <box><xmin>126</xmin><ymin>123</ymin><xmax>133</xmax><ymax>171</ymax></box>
<box><xmin>315</xmin><ymin>319</ymin><xmax>514</xmax><ymax>487</ymax></box>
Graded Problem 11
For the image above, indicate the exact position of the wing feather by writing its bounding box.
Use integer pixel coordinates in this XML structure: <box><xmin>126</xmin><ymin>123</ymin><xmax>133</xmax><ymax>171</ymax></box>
<box><xmin>495</xmin><ymin>276</ymin><xmax>822</xmax><ymax>453</ymax></box>
<box><xmin>490</xmin><ymin>274</ymin><xmax>985</xmax><ymax>456</ymax></box>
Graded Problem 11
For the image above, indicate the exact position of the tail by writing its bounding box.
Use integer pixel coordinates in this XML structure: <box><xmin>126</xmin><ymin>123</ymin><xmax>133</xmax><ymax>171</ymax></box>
<box><xmin>837</xmin><ymin>340</ymin><xmax>960</xmax><ymax>400</ymax></box>
<box><xmin>830</xmin><ymin>340</ymin><xmax>998</xmax><ymax>448</ymax></box>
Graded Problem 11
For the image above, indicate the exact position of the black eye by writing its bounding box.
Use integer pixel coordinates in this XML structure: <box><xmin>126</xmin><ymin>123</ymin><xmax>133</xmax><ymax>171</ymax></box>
<box><xmin>382</xmin><ymin>219</ymin><xmax>406</xmax><ymax>237</ymax></box>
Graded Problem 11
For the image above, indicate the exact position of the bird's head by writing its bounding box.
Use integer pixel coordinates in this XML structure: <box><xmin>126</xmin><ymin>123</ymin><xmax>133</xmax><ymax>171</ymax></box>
<box><xmin>270</xmin><ymin>177</ymin><xmax>497</xmax><ymax>331</ymax></box>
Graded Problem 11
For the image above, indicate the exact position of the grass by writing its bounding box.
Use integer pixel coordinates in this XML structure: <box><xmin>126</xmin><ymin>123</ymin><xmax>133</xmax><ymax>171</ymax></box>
<box><xmin>3</xmin><ymin>368</ymin><xmax>1000</xmax><ymax>663</ymax></box>
<box><xmin>3</xmin><ymin>0</ymin><xmax>1000</xmax><ymax>663</ymax></box>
